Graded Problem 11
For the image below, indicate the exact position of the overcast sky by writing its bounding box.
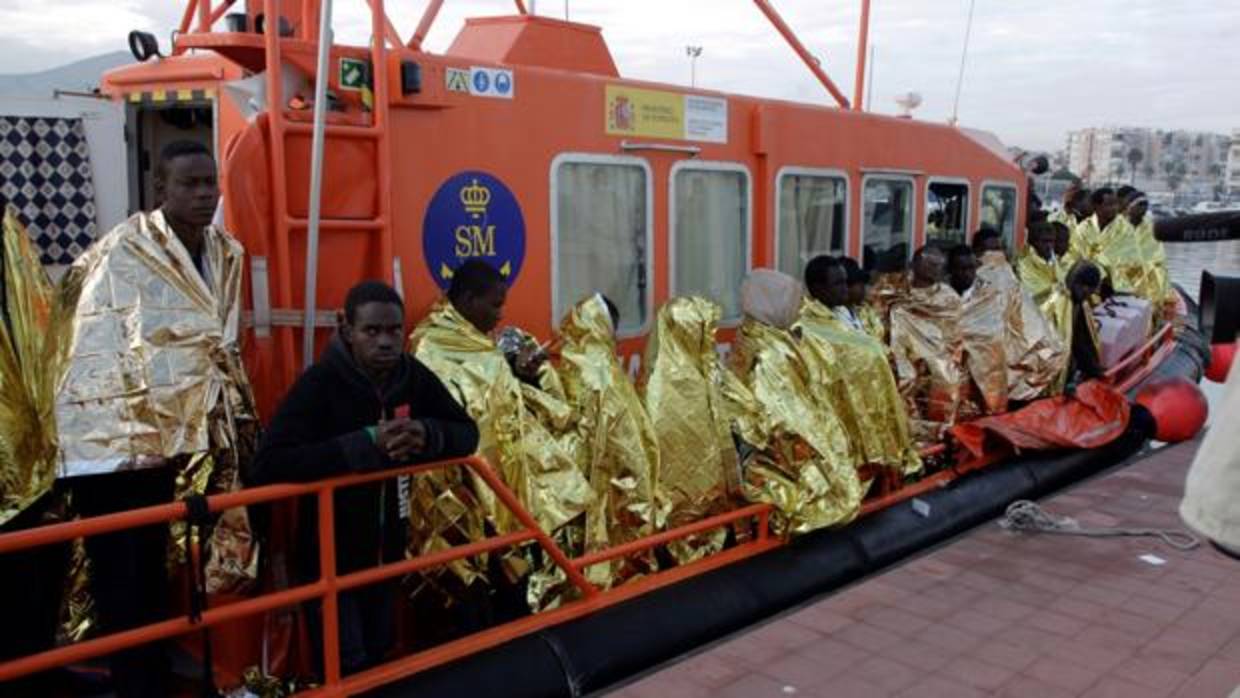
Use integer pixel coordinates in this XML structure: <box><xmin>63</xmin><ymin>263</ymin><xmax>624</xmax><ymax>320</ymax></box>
<box><xmin>2</xmin><ymin>0</ymin><xmax>1236</xmax><ymax>151</ymax></box>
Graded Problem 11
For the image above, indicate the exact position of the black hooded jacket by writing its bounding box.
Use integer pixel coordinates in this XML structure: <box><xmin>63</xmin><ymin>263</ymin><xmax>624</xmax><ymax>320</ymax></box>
<box><xmin>250</xmin><ymin>336</ymin><xmax>479</xmax><ymax>576</ymax></box>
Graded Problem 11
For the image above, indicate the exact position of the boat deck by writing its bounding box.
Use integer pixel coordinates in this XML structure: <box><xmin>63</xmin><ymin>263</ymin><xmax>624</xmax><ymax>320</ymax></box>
<box><xmin>607</xmin><ymin>440</ymin><xmax>1240</xmax><ymax>698</ymax></box>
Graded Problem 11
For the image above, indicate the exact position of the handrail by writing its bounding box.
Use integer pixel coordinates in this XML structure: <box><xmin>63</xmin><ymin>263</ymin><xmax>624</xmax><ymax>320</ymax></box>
<box><xmin>0</xmin><ymin>455</ymin><xmax>774</xmax><ymax>691</ymax></box>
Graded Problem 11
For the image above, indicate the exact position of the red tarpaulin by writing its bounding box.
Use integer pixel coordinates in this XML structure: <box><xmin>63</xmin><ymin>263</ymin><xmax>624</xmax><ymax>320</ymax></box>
<box><xmin>951</xmin><ymin>380</ymin><xmax>1130</xmax><ymax>458</ymax></box>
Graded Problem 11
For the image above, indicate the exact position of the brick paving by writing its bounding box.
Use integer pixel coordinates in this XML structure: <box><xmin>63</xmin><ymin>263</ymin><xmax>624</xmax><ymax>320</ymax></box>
<box><xmin>607</xmin><ymin>439</ymin><xmax>1240</xmax><ymax>697</ymax></box>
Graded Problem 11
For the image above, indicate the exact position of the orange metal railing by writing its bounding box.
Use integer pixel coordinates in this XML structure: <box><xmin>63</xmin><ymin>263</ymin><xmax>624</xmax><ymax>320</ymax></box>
<box><xmin>0</xmin><ymin>456</ymin><xmax>775</xmax><ymax>695</ymax></box>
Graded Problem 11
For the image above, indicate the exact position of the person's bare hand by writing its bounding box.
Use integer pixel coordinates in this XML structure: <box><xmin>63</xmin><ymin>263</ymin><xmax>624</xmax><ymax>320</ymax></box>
<box><xmin>514</xmin><ymin>345</ymin><xmax>546</xmax><ymax>381</ymax></box>
<box><xmin>377</xmin><ymin>417</ymin><xmax>413</xmax><ymax>462</ymax></box>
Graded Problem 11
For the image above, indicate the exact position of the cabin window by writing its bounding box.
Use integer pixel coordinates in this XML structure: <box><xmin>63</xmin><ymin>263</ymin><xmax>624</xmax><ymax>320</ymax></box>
<box><xmin>926</xmin><ymin>180</ymin><xmax>970</xmax><ymax>246</ymax></box>
<box><xmin>553</xmin><ymin>158</ymin><xmax>652</xmax><ymax>334</ymax></box>
<box><xmin>672</xmin><ymin>164</ymin><xmax>751</xmax><ymax>321</ymax></box>
<box><xmin>981</xmin><ymin>183</ymin><xmax>1019</xmax><ymax>249</ymax></box>
<box><xmin>776</xmin><ymin>170</ymin><xmax>847</xmax><ymax>279</ymax></box>
<box><xmin>861</xmin><ymin>176</ymin><xmax>914</xmax><ymax>272</ymax></box>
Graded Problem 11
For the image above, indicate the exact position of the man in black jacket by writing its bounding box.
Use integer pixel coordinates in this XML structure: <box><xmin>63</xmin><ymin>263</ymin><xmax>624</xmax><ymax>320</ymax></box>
<box><xmin>250</xmin><ymin>280</ymin><xmax>479</xmax><ymax>676</ymax></box>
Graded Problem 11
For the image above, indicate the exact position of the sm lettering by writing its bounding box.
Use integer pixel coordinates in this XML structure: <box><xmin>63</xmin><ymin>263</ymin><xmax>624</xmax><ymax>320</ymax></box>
<box><xmin>454</xmin><ymin>224</ymin><xmax>497</xmax><ymax>257</ymax></box>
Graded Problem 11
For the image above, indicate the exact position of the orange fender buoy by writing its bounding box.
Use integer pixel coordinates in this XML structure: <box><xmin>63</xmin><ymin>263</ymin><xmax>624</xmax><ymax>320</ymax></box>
<box><xmin>1135</xmin><ymin>377</ymin><xmax>1209</xmax><ymax>443</ymax></box>
<box><xmin>1206</xmin><ymin>342</ymin><xmax>1237</xmax><ymax>384</ymax></box>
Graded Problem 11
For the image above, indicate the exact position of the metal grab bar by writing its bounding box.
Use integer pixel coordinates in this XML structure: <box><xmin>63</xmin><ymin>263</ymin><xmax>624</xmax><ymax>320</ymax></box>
<box><xmin>0</xmin><ymin>455</ymin><xmax>774</xmax><ymax>693</ymax></box>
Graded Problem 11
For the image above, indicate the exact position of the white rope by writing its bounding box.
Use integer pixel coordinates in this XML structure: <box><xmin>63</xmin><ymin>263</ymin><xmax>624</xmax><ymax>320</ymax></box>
<box><xmin>998</xmin><ymin>500</ymin><xmax>1201</xmax><ymax>551</ymax></box>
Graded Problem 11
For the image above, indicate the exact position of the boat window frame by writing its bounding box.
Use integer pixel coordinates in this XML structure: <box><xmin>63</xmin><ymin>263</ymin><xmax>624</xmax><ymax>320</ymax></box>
<box><xmin>668</xmin><ymin>159</ymin><xmax>755</xmax><ymax>326</ymax></box>
<box><xmin>980</xmin><ymin>179</ymin><xmax>1021</xmax><ymax>249</ymax></box>
<box><xmin>859</xmin><ymin>172</ymin><xmax>917</xmax><ymax>269</ymax></box>
<box><xmin>773</xmin><ymin>165</ymin><xmax>852</xmax><ymax>278</ymax></box>
<box><xmin>549</xmin><ymin>152</ymin><xmax>656</xmax><ymax>338</ymax></box>
<box><xmin>924</xmin><ymin>176</ymin><xmax>973</xmax><ymax>247</ymax></box>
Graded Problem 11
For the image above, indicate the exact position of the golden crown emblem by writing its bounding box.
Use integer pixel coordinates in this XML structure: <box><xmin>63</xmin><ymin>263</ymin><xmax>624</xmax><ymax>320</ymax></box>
<box><xmin>459</xmin><ymin>179</ymin><xmax>491</xmax><ymax>217</ymax></box>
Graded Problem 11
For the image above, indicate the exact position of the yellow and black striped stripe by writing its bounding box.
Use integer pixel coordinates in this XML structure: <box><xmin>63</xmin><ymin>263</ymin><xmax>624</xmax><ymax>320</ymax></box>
<box><xmin>127</xmin><ymin>88</ymin><xmax>216</xmax><ymax>105</ymax></box>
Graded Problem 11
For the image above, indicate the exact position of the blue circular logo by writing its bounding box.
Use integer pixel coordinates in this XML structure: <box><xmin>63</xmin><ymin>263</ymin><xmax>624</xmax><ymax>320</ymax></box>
<box><xmin>472</xmin><ymin>70</ymin><xmax>490</xmax><ymax>93</ymax></box>
<box><xmin>494</xmin><ymin>72</ymin><xmax>511</xmax><ymax>95</ymax></box>
<box><xmin>422</xmin><ymin>171</ymin><xmax>526</xmax><ymax>291</ymax></box>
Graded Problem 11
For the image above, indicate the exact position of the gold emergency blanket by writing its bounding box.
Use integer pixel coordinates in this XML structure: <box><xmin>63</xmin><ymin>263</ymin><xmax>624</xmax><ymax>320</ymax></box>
<box><xmin>865</xmin><ymin>271</ymin><xmax>910</xmax><ymax>342</ymax></box>
<box><xmin>958</xmin><ymin>279</ymin><xmax>1009</xmax><ymax>417</ymax></box>
<box><xmin>1017</xmin><ymin>249</ymin><xmax>1075</xmax><ymax>391</ymax></box>
<box><xmin>888</xmin><ymin>283</ymin><xmax>966</xmax><ymax>446</ymax></box>
<box><xmin>0</xmin><ymin>208</ymin><xmax>60</xmax><ymax>525</ymax></box>
<box><xmin>559</xmin><ymin>295</ymin><xmax>663</xmax><ymax>587</ymax></box>
<box><xmin>637</xmin><ymin>297</ymin><xmax>739</xmax><ymax>564</ymax></box>
<box><xmin>856</xmin><ymin>303</ymin><xmax>886</xmax><ymax>344</ymax></box>
<box><xmin>54</xmin><ymin>210</ymin><xmax>259</xmax><ymax>589</ymax></box>
<box><xmin>976</xmin><ymin>252</ymin><xmax>1067</xmax><ymax>402</ymax></box>
<box><xmin>795</xmin><ymin>300</ymin><xmax>922</xmax><ymax>477</ymax></box>
<box><xmin>407</xmin><ymin>301</ymin><xmax>593</xmax><ymax>556</ymax></box>
<box><xmin>1070</xmin><ymin>214</ymin><xmax>1123</xmax><ymax>261</ymax></box>
<box><xmin>1095</xmin><ymin>217</ymin><xmax>1172</xmax><ymax>306</ymax></box>
<box><xmin>730</xmin><ymin>318</ymin><xmax>864</xmax><ymax>535</ymax></box>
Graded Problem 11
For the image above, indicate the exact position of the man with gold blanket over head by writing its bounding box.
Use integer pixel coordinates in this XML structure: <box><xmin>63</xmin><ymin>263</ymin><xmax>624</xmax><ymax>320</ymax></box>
<box><xmin>888</xmin><ymin>245</ymin><xmax>967</xmax><ymax>446</ymax></box>
<box><xmin>968</xmin><ymin>229</ymin><xmax>1068</xmax><ymax>402</ymax></box>
<box><xmin>53</xmin><ymin>141</ymin><xmax>258</xmax><ymax>697</ymax></box>
<box><xmin>798</xmin><ymin>256</ymin><xmax>921</xmax><ymax>485</ymax></box>
<box><xmin>558</xmin><ymin>294</ymin><xmax>663</xmax><ymax>587</ymax></box>
<box><xmin>637</xmin><ymin>296</ymin><xmax>741</xmax><ymax>564</ymax></box>
<box><xmin>1071</xmin><ymin>187</ymin><xmax>1123</xmax><ymax>261</ymax></box>
<box><xmin>407</xmin><ymin>260</ymin><xmax>593</xmax><ymax>608</ymax></box>
<box><xmin>730</xmin><ymin>269</ymin><xmax>864</xmax><ymax>534</ymax></box>
<box><xmin>0</xmin><ymin>208</ymin><xmax>71</xmax><ymax>694</ymax></box>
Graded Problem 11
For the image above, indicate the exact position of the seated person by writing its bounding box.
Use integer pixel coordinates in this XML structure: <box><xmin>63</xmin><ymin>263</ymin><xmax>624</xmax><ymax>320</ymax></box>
<box><xmin>730</xmin><ymin>269</ymin><xmax>864</xmax><ymax>533</ymax></box>
<box><xmin>638</xmin><ymin>297</ymin><xmax>743</xmax><ymax>563</ymax></box>
<box><xmin>1018</xmin><ymin>222</ymin><xmax>1075</xmax><ymax>348</ymax></box>
<box><xmin>1095</xmin><ymin>191</ymin><xmax>1173</xmax><ymax>311</ymax></box>
<box><xmin>1065</xmin><ymin>262</ymin><xmax>1106</xmax><ymax>387</ymax></box>
<box><xmin>558</xmin><ymin>294</ymin><xmax>662</xmax><ymax>587</ymax></box>
<box><xmin>1072</xmin><ymin>187</ymin><xmax>1122</xmax><ymax>260</ymax></box>
<box><xmin>948</xmin><ymin>243</ymin><xmax>1008</xmax><ymax>415</ymax></box>
<box><xmin>798</xmin><ymin>257</ymin><xmax>922</xmax><ymax>483</ymax></box>
<box><xmin>250</xmin><ymin>280</ymin><xmax>479</xmax><ymax>675</ymax></box>
<box><xmin>971</xmin><ymin>226</ymin><xmax>1006</xmax><ymax>258</ymax></box>
<box><xmin>974</xmin><ymin>228</ymin><xmax>1068</xmax><ymax>402</ymax></box>
<box><xmin>1049</xmin><ymin>183</ymin><xmax>1093</xmax><ymax>228</ymax></box>
<box><xmin>839</xmin><ymin>256</ymin><xmax>886</xmax><ymax>341</ymax></box>
<box><xmin>888</xmin><ymin>245</ymin><xmax>967</xmax><ymax>446</ymax></box>
<box><xmin>408</xmin><ymin>260</ymin><xmax>593</xmax><ymax>610</ymax></box>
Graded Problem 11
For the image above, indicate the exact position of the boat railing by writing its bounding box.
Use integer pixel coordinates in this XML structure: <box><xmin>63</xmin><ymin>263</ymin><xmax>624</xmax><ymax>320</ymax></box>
<box><xmin>0</xmin><ymin>456</ymin><xmax>776</xmax><ymax>695</ymax></box>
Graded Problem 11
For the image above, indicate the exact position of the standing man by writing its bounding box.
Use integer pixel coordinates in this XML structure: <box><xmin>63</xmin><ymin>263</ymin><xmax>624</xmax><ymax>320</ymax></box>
<box><xmin>251</xmin><ymin>280</ymin><xmax>479</xmax><ymax>675</ymax></box>
<box><xmin>55</xmin><ymin>141</ymin><xmax>258</xmax><ymax>698</ymax></box>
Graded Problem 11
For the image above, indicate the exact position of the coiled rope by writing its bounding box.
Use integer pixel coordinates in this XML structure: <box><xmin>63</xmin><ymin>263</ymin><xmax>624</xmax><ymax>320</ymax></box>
<box><xmin>998</xmin><ymin>500</ymin><xmax>1201</xmax><ymax>552</ymax></box>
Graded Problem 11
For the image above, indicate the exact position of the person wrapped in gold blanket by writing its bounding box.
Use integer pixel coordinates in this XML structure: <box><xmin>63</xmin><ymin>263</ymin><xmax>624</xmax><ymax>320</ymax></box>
<box><xmin>797</xmin><ymin>256</ymin><xmax>922</xmax><ymax>487</ymax></box>
<box><xmin>558</xmin><ymin>294</ymin><xmax>665</xmax><ymax>587</ymax></box>
<box><xmin>729</xmin><ymin>269</ymin><xmax>864</xmax><ymax>534</ymax></box>
<box><xmin>638</xmin><ymin>297</ymin><xmax>743</xmax><ymax>563</ymax></box>
<box><xmin>407</xmin><ymin>261</ymin><xmax>594</xmax><ymax>607</ymax></box>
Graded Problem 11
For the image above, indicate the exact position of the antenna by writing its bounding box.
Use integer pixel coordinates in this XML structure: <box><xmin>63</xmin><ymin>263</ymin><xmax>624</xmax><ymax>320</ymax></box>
<box><xmin>686</xmin><ymin>45</ymin><xmax>703</xmax><ymax>87</ymax></box>
<box><xmin>949</xmin><ymin>0</ymin><xmax>977</xmax><ymax>125</ymax></box>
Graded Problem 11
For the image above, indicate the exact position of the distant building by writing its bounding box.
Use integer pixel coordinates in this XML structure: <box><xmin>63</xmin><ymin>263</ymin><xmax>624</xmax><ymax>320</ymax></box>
<box><xmin>1227</xmin><ymin>128</ymin><xmax>1240</xmax><ymax>197</ymax></box>
<box><xmin>1064</xmin><ymin>127</ymin><xmax>1229</xmax><ymax>201</ymax></box>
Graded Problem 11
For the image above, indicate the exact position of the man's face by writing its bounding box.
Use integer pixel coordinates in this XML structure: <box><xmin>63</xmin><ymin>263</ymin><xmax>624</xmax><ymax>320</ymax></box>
<box><xmin>1127</xmin><ymin>200</ymin><xmax>1148</xmax><ymax>226</ymax></box>
<box><xmin>1073</xmin><ymin>196</ymin><xmax>1094</xmax><ymax>220</ymax></box>
<box><xmin>975</xmin><ymin>236</ymin><xmax>1004</xmax><ymax>255</ymax></box>
<box><xmin>949</xmin><ymin>252</ymin><xmax>978</xmax><ymax>295</ymax></box>
<box><xmin>1054</xmin><ymin>227</ymin><xmax>1071</xmax><ymax>256</ymax></box>
<box><xmin>1070</xmin><ymin>277</ymin><xmax>1099</xmax><ymax>304</ymax></box>
<box><xmin>1031</xmin><ymin>230</ymin><xmax>1055</xmax><ymax>261</ymax></box>
<box><xmin>847</xmin><ymin>280</ymin><xmax>867</xmax><ymax>306</ymax></box>
<box><xmin>809</xmin><ymin>265</ymin><xmax>849</xmax><ymax>308</ymax></box>
<box><xmin>458</xmin><ymin>283</ymin><xmax>506</xmax><ymax>335</ymax></box>
<box><xmin>343</xmin><ymin>301</ymin><xmax>404</xmax><ymax>377</ymax></box>
<box><xmin>158</xmin><ymin>153</ymin><xmax>218</xmax><ymax>229</ymax></box>
<box><xmin>1095</xmin><ymin>194</ymin><xmax>1119</xmax><ymax>227</ymax></box>
<box><xmin>913</xmin><ymin>250</ymin><xmax>947</xmax><ymax>287</ymax></box>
